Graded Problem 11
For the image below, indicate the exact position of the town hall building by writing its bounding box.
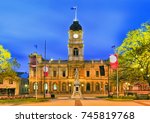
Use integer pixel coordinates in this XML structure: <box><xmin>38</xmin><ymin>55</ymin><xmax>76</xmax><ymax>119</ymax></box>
<box><xmin>29</xmin><ymin>18</ymin><xmax>110</xmax><ymax>95</ymax></box>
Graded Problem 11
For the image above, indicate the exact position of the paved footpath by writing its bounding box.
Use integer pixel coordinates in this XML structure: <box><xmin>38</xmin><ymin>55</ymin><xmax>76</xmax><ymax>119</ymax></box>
<box><xmin>80</xmin><ymin>99</ymin><xmax>146</xmax><ymax>106</ymax></box>
<box><xmin>0</xmin><ymin>98</ymin><xmax>150</xmax><ymax>106</ymax></box>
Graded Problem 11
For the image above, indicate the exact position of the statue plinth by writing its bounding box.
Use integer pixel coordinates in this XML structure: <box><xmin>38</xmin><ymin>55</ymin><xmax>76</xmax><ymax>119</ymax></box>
<box><xmin>71</xmin><ymin>69</ymin><xmax>82</xmax><ymax>99</ymax></box>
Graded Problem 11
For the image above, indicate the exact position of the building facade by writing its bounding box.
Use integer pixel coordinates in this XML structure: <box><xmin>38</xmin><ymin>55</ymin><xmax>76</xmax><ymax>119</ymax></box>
<box><xmin>29</xmin><ymin>20</ymin><xmax>110</xmax><ymax>95</ymax></box>
<box><xmin>0</xmin><ymin>77</ymin><xmax>20</xmax><ymax>96</ymax></box>
<box><xmin>17</xmin><ymin>72</ymin><xmax>29</xmax><ymax>94</ymax></box>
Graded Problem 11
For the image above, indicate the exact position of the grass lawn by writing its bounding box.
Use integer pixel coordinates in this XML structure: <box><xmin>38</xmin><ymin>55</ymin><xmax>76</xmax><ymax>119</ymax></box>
<box><xmin>105</xmin><ymin>98</ymin><xmax>134</xmax><ymax>101</ymax></box>
<box><xmin>0</xmin><ymin>98</ymin><xmax>49</xmax><ymax>104</ymax></box>
<box><xmin>96</xmin><ymin>95</ymin><xmax>136</xmax><ymax>101</ymax></box>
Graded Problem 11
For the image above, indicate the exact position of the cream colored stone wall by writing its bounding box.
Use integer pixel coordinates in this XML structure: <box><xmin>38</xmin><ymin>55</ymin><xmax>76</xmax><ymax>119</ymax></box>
<box><xmin>0</xmin><ymin>77</ymin><xmax>20</xmax><ymax>95</ymax></box>
<box><xmin>29</xmin><ymin>60</ymin><xmax>109</xmax><ymax>94</ymax></box>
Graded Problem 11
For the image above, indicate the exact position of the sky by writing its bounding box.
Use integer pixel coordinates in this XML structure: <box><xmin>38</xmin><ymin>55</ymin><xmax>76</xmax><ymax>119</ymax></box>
<box><xmin>0</xmin><ymin>0</ymin><xmax>150</xmax><ymax>72</ymax></box>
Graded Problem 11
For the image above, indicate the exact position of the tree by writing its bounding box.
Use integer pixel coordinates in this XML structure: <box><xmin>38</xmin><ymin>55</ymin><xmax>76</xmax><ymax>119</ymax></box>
<box><xmin>11</xmin><ymin>58</ymin><xmax>20</xmax><ymax>71</ymax></box>
<box><xmin>0</xmin><ymin>45</ymin><xmax>20</xmax><ymax>80</ymax></box>
<box><xmin>117</xmin><ymin>22</ymin><xmax>150</xmax><ymax>85</ymax></box>
<box><xmin>0</xmin><ymin>45</ymin><xmax>11</xmax><ymax>72</ymax></box>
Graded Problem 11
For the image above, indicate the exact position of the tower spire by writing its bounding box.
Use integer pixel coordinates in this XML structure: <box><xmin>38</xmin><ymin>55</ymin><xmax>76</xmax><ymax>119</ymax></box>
<box><xmin>71</xmin><ymin>6</ymin><xmax>78</xmax><ymax>21</ymax></box>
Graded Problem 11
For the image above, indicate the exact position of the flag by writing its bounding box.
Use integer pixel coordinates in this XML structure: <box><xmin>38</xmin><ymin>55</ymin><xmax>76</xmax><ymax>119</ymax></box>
<box><xmin>34</xmin><ymin>44</ymin><xmax>38</xmax><ymax>49</ymax></box>
<box><xmin>111</xmin><ymin>45</ymin><xmax>115</xmax><ymax>48</ymax></box>
<box><xmin>109</xmin><ymin>54</ymin><xmax>118</xmax><ymax>69</ymax></box>
<box><xmin>43</xmin><ymin>66</ymin><xmax>48</xmax><ymax>77</ymax></box>
<box><xmin>71</xmin><ymin>7</ymin><xmax>77</xmax><ymax>10</ymax></box>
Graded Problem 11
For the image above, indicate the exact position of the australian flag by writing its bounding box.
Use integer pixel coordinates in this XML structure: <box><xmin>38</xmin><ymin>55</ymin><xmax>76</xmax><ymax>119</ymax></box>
<box><xmin>71</xmin><ymin>7</ymin><xmax>77</xmax><ymax>10</ymax></box>
<box><xmin>34</xmin><ymin>44</ymin><xmax>38</xmax><ymax>49</ymax></box>
<box><xmin>111</xmin><ymin>45</ymin><xmax>115</xmax><ymax>49</ymax></box>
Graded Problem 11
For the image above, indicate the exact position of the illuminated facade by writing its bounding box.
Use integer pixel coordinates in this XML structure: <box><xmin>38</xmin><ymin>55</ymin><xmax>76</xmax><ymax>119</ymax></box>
<box><xmin>29</xmin><ymin>20</ymin><xmax>110</xmax><ymax>95</ymax></box>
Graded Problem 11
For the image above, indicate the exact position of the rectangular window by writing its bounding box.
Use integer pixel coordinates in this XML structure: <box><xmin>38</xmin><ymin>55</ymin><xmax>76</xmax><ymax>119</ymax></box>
<box><xmin>53</xmin><ymin>71</ymin><xmax>57</xmax><ymax>77</ymax></box>
<box><xmin>86</xmin><ymin>71</ymin><xmax>90</xmax><ymax>77</ymax></box>
<box><xmin>0</xmin><ymin>79</ymin><xmax>3</xmax><ymax>84</ymax></box>
<box><xmin>99</xmin><ymin>66</ymin><xmax>105</xmax><ymax>76</ymax></box>
<box><xmin>96</xmin><ymin>71</ymin><xmax>99</xmax><ymax>77</ymax></box>
<box><xmin>9</xmin><ymin>79</ymin><xmax>13</xmax><ymax>84</ymax></box>
<box><xmin>62</xmin><ymin>71</ymin><xmax>66</xmax><ymax>77</ymax></box>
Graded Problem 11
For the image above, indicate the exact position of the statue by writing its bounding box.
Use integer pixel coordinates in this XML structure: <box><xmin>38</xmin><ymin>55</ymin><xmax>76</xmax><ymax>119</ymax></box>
<box><xmin>71</xmin><ymin>68</ymin><xmax>82</xmax><ymax>99</ymax></box>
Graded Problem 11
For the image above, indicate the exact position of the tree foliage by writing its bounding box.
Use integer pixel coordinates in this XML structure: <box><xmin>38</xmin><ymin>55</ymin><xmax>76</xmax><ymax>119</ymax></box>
<box><xmin>0</xmin><ymin>45</ymin><xmax>20</xmax><ymax>80</ymax></box>
<box><xmin>116</xmin><ymin>22</ymin><xmax>150</xmax><ymax>85</ymax></box>
<box><xmin>0</xmin><ymin>45</ymin><xmax>11</xmax><ymax>72</ymax></box>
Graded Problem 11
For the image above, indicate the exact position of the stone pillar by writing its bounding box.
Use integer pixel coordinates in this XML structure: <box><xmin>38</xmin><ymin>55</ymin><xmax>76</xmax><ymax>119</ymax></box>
<box><xmin>92</xmin><ymin>82</ymin><xmax>94</xmax><ymax>93</ymax></box>
<box><xmin>38</xmin><ymin>81</ymin><xmax>42</xmax><ymax>94</ymax></box>
<box><xmin>59</xmin><ymin>81</ymin><xmax>61</xmax><ymax>93</ymax></box>
<box><xmin>51</xmin><ymin>82</ymin><xmax>53</xmax><ymax>92</ymax></box>
<box><xmin>29</xmin><ymin>82</ymin><xmax>33</xmax><ymax>94</ymax></box>
<box><xmin>66</xmin><ymin>82</ymin><xmax>69</xmax><ymax>92</ymax></box>
<box><xmin>49</xmin><ymin>81</ymin><xmax>51</xmax><ymax>93</ymax></box>
<box><xmin>103</xmin><ymin>82</ymin><xmax>106</xmax><ymax>94</ymax></box>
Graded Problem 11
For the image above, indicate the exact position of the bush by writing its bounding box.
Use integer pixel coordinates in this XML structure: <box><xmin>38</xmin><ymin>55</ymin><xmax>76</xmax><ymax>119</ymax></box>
<box><xmin>136</xmin><ymin>94</ymin><xmax>149</xmax><ymax>100</ymax></box>
<box><xmin>51</xmin><ymin>93</ymin><xmax>55</xmax><ymax>99</ymax></box>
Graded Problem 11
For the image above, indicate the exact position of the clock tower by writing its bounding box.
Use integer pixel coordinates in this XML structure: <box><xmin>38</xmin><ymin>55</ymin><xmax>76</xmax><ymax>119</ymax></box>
<box><xmin>68</xmin><ymin>20</ymin><xmax>84</xmax><ymax>61</ymax></box>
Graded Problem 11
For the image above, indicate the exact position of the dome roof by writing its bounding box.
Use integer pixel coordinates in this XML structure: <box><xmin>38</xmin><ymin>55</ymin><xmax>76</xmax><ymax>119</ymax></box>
<box><xmin>70</xmin><ymin>21</ymin><xmax>82</xmax><ymax>31</ymax></box>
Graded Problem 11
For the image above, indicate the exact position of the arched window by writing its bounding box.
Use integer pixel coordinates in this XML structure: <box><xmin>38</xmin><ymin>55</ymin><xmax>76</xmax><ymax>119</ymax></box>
<box><xmin>53</xmin><ymin>83</ymin><xmax>57</xmax><ymax>91</ymax></box>
<box><xmin>44</xmin><ymin>83</ymin><xmax>48</xmax><ymax>93</ymax></box>
<box><xmin>86</xmin><ymin>83</ymin><xmax>90</xmax><ymax>92</ymax></box>
<box><xmin>33</xmin><ymin>82</ymin><xmax>38</xmax><ymax>91</ymax></box>
<box><xmin>62</xmin><ymin>83</ymin><xmax>66</xmax><ymax>92</ymax></box>
<box><xmin>95</xmin><ymin>83</ymin><xmax>100</xmax><ymax>91</ymax></box>
<box><xmin>73</xmin><ymin>48</ymin><xmax>79</xmax><ymax>56</ymax></box>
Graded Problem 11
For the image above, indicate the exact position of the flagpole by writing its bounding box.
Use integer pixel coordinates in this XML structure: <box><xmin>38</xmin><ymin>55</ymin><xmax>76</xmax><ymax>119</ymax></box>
<box><xmin>117</xmin><ymin>67</ymin><xmax>119</xmax><ymax>98</ymax></box>
<box><xmin>35</xmin><ymin>46</ymin><xmax>38</xmax><ymax>100</ymax></box>
<box><xmin>108</xmin><ymin>64</ymin><xmax>110</xmax><ymax>97</ymax></box>
<box><xmin>112</xmin><ymin>45</ymin><xmax>119</xmax><ymax>98</ymax></box>
<box><xmin>75</xmin><ymin>6</ymin><xmax>77</xmax><ymax>21</ymax></box>
<box><xmin>115</xmin><ymin>46</ymin><xmax>119</xmax><ymax>98</ymax></box>
<box><xmin>36</xmin><ymin>55</ymin><xmax>38</xmax><ymax>100</ymax></box>
<box><xmin>71</xmin><ymin>6</ymin><xmax>78</xmax><ymax>21</ymax></box>
<box><xmin>44</xmin><ymin>40</ymin><xmax>46</xmax><ymax>98</ymax></box>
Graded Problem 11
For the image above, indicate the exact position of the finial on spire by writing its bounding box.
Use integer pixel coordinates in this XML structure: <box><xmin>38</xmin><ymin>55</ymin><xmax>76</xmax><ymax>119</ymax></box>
<box><xmin>71</xmin><ymin>6</ymin><xmax>78</xmax><ymax>21</ymax></box>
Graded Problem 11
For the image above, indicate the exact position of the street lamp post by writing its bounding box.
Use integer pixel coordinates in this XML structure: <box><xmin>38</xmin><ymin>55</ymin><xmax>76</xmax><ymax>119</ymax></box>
<box><xmin>24</xmin><ymin>84</ymin><xmax>28</xmax><ymax>94</ymax></box>
<box><xmin>69</xmin><ymin>84</ymin><xmax>71</xmax><ymax>94</ymax></box>
<box><xmin>81</xmin><ymin>84</ymin><xmax>84</xmax><ymax>93</ymax></box>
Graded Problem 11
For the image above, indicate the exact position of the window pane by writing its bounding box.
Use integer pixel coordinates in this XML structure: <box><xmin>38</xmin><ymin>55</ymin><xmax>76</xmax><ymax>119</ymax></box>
<box><xmin>53</xmin><ymin>71</ymin><xmax>56</xmax><ymax>77</ymax></box>
<box><xmin>96</xmin><ymin>71</ymin><xmax>99</xmax><ymax>77</ymax></box>
<box><xmin>86</xmin><ymin>71</ymin><xmax>90</xmax><ymax>77</ymax></box>
<box><xmin>62</xmin><ymin>71</ymin><xmax>66</xmax><ymax>77</ymax></box>
<box><xmin>73</xmin><ymin>48</ymin><xmax>79</xmax><ymax>56</ymax></box>
<box><xmin>53</xmin><ymin>83</ymin><xmax>57</xmax><ymax>90</ymax></box>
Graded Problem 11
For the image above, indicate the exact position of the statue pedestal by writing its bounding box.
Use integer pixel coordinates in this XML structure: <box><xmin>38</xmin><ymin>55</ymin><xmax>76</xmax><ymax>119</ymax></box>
<box><xmin>71</xmin><ymin>84</ymin><xmax>82</xmax><ymax>99</ymax></box>
<box><xmin>71</xmin><ymin>68</ymin><xmax>82</xmax><ymax>99</ymax></box>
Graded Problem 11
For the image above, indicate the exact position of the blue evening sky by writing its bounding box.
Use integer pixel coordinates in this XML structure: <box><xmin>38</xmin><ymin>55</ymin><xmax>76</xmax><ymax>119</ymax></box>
<box><xmin>0</xmin><ymin>0</ymin><xmax>150</xmax><ymax>72</ymax></box>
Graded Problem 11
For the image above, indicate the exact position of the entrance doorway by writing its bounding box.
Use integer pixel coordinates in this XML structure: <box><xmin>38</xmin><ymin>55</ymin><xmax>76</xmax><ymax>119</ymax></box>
<box><xmin>86</xmin><ymin>83</ymin><xmax>90</xmax><ymax>92</ymax></box>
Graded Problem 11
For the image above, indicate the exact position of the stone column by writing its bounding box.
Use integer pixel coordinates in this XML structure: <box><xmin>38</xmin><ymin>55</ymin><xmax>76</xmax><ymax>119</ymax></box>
<box><xmin>92</xmin><ymin>82</ymin><xmax>94</xmax><ymax>93</ymax></box>
<box><xmin>59</xmin><ymin>81</ymin><xmax>61</xmax><ymax>93</ymax></box>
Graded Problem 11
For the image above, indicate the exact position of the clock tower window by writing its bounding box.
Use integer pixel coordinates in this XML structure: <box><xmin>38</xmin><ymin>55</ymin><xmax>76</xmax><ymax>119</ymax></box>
<box><xmin>73</xmin><ymin>48</ymin><xmax>79</xmax><ymax>56</ymax></box>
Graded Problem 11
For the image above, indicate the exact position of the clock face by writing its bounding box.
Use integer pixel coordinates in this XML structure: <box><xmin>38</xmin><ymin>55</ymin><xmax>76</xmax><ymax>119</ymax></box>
<box><xmin>73</xmin><ymin>33</ymin><xmax>79</xmax><ymax>38</ymax></box>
